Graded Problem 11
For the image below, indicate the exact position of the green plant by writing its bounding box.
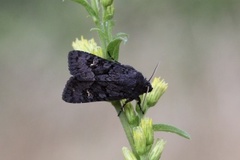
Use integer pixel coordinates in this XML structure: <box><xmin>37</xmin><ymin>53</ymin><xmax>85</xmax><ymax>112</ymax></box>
<box><xmin>67</xmin><ymin>0</ymin><xmax>190</xmax><ymax>159</ymax></box>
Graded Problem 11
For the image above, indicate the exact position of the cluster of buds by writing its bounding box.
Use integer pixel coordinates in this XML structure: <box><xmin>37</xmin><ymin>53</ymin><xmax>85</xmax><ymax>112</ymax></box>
<box><xmin>122</xmin><ymin>118</ymin><xmax>166</xmax><ymax>160</ymax></box>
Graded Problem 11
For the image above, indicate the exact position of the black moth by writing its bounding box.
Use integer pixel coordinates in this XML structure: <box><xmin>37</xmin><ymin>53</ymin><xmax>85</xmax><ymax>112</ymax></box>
<box><xmin>62</xmin><ymin>50</ymin><xmax>153</xmax><ymax>115</ymax></box>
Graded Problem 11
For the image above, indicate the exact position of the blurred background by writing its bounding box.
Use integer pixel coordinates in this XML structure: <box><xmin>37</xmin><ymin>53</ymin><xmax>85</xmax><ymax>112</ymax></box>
<box><xmin>1</xmin><ymin>0</ymin><xmax>240</xmax><ymax>159</ymax></box>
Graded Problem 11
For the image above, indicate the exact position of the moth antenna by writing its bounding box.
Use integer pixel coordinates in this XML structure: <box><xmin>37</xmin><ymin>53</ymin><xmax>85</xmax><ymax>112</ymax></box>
<box><xmin>148</xmin><ymin>62</ymin><xmax>160</xmax><ymax>82</ymax></box>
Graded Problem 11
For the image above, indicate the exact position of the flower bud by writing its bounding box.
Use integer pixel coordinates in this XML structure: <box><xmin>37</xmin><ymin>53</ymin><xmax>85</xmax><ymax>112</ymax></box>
<box><xmin>140</xmin><ymin>118</ymin><xmax>154</xmax><ymax>145</ymax></box>
<box><xmin>146</xmin><ymin>77</ymin><xmax>168</xmax><ymax>107</ymax></box>
<box><xmin>105</xmin><ymin>5</ymin><xmax>114</xmax><ymax>20</ymax></box>
<box><xmin>148</xmin><ymin>139</ymin><xmax>166</xmax><ymax>160</ymax></box>
<box><xmin>133</xmin><ymin>126</ymin><xmax>146</xmax><ymax>155</ymax></box>
<box><xmin>72</xmin><ymin>36</ymin><xmax>103</xmax><ymax>58</ymax></box>
<box><xmin>101</xmin><ymin>0</ymin><xmax>113</xmax><ymax>8</ymax></box>
<box><xmin>122</xmin><ymin>147</ymin><xmax>137</xmax><ymax>160</ymax></box>
<box><xmin>125</xmin><ymin>102</ymin><xmax>138</xmax><ymax>125</ymax></box>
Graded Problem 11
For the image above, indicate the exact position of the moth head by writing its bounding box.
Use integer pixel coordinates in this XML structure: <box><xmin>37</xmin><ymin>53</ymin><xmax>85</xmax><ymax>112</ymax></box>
<box><xmin>146</xmin><ymin>80</ymin><xmax>153</xmax><ymax>92</ymax></box>
<box><xmin>138</xmin><ymin>78</ymin><xmax>153</xmax><ymax>94</ymax></box>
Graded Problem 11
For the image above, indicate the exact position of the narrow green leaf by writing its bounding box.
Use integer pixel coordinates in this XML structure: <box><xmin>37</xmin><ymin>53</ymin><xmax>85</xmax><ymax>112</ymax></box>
<box><xmin>153</xmin><ymin>124</ymin><xmax>191</xmax><ymax>139</ymax></box>
<box><xmin>90</xmin><ymin>27</ymin><xmax>102</xmax><ymax>32</ymax></box>
<box><xmin>90</xmin><ymin>0</ymin><xmax>99</xmax><ymax>14</ymax></box>
<box><xmin>115</xmin><ymin>32</ymin><xmax>128</xmax><ymax>43</ymax></box>
<box><xmin>72</xmin><ymin>0</ymin><xmax>99</xmax><ymax>24</ymax></box>
<box><xmin>106</xmin><ymin>38</ymin><xmax>123</xmax><ymax>61</ymax></box>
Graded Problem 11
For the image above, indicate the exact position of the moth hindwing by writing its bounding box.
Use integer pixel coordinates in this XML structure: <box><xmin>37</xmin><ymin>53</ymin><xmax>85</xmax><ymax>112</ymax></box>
<box><xmin>62</xmin><ymin>50</ymin><xmax>153</xmax><ymax>113</ymax></box>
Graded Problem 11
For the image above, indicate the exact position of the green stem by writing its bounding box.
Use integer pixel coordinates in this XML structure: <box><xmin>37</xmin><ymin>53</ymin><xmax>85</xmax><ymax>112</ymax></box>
<box><xmin>111</xmin><ymin>101</ymin><xmax>139</xmax><ymax>159</ymax></box>
<box><xmin>97</xmin><ymin>28</ymin><xmax>107</xmax><ymax>55</ymax></box>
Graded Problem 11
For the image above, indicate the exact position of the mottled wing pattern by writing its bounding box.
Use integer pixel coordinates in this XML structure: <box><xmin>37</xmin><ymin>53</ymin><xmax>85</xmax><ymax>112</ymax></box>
<box><xmin>62</xmin><ymin>50</ymin><xmax>147</xmax><ymax>103</ymax></box>
<box><xmin>63</xmin><ymin>76</ymin><xmax>132</xmax><ymax>103</ymax></box>
<box><xmin>68</xmin><ymin>51</ymin><xmax>113</xmax><ymax>81</ymax></box>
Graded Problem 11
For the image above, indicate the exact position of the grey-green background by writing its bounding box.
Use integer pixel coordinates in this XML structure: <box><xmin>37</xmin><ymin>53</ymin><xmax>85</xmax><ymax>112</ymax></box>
<box><xmin>1</xmin><ymin>0</ymin><xmax>240</xmax><ymax>159</ymax></box>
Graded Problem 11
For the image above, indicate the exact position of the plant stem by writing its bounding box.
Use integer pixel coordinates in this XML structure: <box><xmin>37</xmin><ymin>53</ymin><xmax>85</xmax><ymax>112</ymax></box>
<box><xmin>111</xmin><ymin>101</ymin><xmax>139</xmax><ymax>158</ymax></box>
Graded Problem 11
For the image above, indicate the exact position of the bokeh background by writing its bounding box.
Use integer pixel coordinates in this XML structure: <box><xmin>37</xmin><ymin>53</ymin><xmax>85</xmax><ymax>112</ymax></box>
<box><xmin>1</xmin><ymin>0</ymin><xmax>240</xmax><ymax>159</ymax></box>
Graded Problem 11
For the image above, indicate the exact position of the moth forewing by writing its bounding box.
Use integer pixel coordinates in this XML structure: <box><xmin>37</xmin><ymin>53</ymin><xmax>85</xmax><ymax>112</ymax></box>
<box><xmin>62</xmin><ymin>50</ymin><xmax>153</xmax><ymax>115</ymax></box>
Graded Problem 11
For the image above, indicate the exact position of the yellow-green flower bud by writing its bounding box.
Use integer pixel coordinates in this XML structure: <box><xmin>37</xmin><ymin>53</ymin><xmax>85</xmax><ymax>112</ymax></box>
<box><xmin>105</xmin><ymin>5</ymin><xmax>114</xmax><ymax>20</ymax></box>
<box><xmin>148</xmin><ymin>139</ymin><xmax>166</xmax><ymax>160</ymax></box>
<box><xmin>72</xmin><ymin>36</ymin><xmax>103</xmax><ymax>58</ymax></box>
<box><xmin>124</xmin><ymin>102</ymin><xmax>138</xmax><ymax>125</ymax></box>
<box><xmin>133</xmin><ymin>126</ymin><xmax>146</xmax><ymax>155</ymax></box>
<box><xmin>140</xmin><ymin>118</ymin><xmax>154</xmax><ymax>145</ymax></box>
<box><xmin>101</xmin><ymin>0</ymin><xmax>113</xmax><ymax>8</ymax></box>
<box><xmin>146</xmin><ymin>77</ymin><xmax>168</xmax><ymax>107</ymax></box>
<box><xmin>122</xmin><ymin>147</ymin><xmax>137</xmax><ymax>160</ymax></box>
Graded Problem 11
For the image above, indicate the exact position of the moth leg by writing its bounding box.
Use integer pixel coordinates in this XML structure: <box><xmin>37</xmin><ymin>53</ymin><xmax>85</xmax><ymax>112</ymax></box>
<box><xmin>118</xmin><ymin>99</ymin><xmax>132</xmax><ymax>116</ymax></box>
<box><xmin>136</xmin><ymin>97</ymin><xmax>144</xmax><ymax>114</ymax></box>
